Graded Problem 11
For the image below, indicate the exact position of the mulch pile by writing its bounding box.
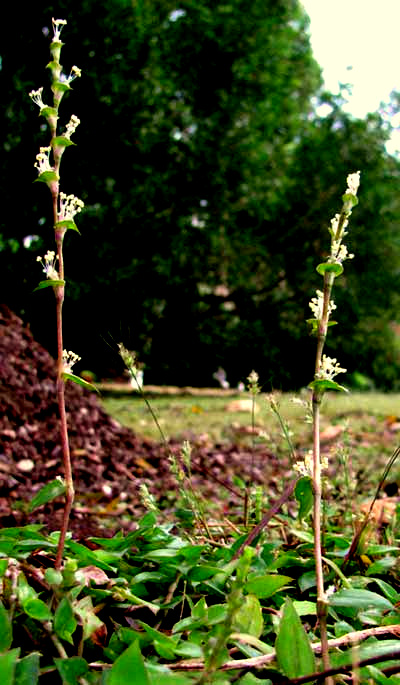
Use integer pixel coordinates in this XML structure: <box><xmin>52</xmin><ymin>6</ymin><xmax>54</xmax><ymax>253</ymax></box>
<box><xmin>0</xmin><ymin>305</ymin><xmax>283</xmax><ymax>537</ymax></box>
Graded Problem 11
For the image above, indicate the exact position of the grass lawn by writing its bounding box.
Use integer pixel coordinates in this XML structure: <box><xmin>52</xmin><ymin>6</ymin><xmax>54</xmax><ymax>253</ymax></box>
<box><xmin>101</xmin><ymin>389</ymin><xmax>400</xmax><ymax>444</ymax></box>
<box><xmin>101</xmin><ymin>390</ymin><xmax>400</xmax><ymax>502</ymax></box>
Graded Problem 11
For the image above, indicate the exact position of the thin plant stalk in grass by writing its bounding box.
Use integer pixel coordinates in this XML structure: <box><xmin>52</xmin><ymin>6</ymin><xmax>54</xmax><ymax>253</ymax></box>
<box><xmin>30</xmin><ymin>19</ymin><xmax>86</xmax><ymax>568</ymax></box>
<box><xmin>306</xmin><ymin>171</ymin><xmax>360</xmax><ymax>682</ymax></box>
<box><xmin>118</xmin><ymin>343</ymin><xmax>213</xmax><ymax>538</ymax></box>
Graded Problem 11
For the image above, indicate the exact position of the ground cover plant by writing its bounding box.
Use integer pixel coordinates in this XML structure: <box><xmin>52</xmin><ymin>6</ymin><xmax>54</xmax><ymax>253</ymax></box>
<box><xmin>0</xmin><ymin>17</ymin><xmax>400</xmax><ymax>685</ymax></box>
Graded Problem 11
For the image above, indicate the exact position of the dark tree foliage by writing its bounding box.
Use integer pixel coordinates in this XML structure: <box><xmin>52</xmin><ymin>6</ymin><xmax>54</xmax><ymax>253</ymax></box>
<box><xmin>1</xmin><ymin>1</ymin><xmax>399</xmax><ymax>388</ymax></box>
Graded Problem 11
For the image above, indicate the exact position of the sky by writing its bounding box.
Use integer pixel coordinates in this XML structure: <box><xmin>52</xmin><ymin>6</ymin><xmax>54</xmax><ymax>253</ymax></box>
<box><xmin>301</xmin><ymin>0</ymin><xmax>400</xmax><ymax>152</ymax></box>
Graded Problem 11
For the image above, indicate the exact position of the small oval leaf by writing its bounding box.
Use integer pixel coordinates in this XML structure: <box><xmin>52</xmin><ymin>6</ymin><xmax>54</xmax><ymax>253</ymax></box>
<box><xmin>28</xmin><ymin>479</ymin><xmax>66</xmax><ymax>512</ymax></box>
<box><xmin>33</xmin><ymin>170</ymin><xmax>59</xmax><ymax>185</ymax></box>
<box><xmin>275</xmin><ymin>598</ymin><xmax>316</xmax><ymax>679</ymax></box>
<box><xmin>51</xmin><ymin>136</ymin><xmax>76</xmax><ymax>148</ymax></box>
<box><xmin>40</xmin><ymin>106</ymin><xmax>58</xmax><ymax>119</ymax></box>
<box><xmin>308</xmin><ymin>379</ymin><xmax>348</xmax><ymax>393</ymax></box>
<box><xmin>23</xmin><ymin>598</ymin><xmax>52</xmax><ymax>621</ymax></box>
<box><xmin>55</xmin><ymin>219</ymin><xmax>80</xmax><ymax>233</ymax></box>
<box><xmin>51</xmin><ymin>81</ymin><xmax>71</xmax><ymax>93</ymax></box>
<box><xmin>295</xmin><ymin>477</ymin><xmax>313</xmax><ymax>521</ymax></box>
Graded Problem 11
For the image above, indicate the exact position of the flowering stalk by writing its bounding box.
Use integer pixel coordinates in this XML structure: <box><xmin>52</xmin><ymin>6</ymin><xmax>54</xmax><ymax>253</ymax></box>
<box><xmin>307</xmin><ymin>171</ymin><xmax>360</xmax><ymax>682</ymax></box>
<box><xmin>30</xmin><ymin>19</ymin><xmax>83</xmax><ymax>569</ymax></box>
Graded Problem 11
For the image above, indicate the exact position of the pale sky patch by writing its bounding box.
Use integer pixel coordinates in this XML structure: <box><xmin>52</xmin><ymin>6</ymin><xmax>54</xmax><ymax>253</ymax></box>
<box><xmin>301</xmin><ymin>0</ymin><xmax>400</xmax><ymax>152</ymax></box>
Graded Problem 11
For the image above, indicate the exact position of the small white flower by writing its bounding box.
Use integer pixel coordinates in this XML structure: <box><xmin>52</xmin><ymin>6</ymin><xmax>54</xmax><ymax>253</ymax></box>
<box><xmin>29</xmin><ymin>87</ymin><xmax>48</xmax><ymax>110</ymax></box>
<box><xmin>62</xmin><ymin>66</ymin><xmax>82</xmax><ymax>85</ymax></box>
<box><xmin>331</xmin><ymin>241</ymin><xmax>354</xmax><ymax>264</ymax></box>
<box><xmin>346</xmin><ymin>170</ymin><xmax>360</xmax><ymax>196</ymax></box>
<box><xmin>316</xmin><ymin>355</ymin><xmax>347</xmax><ymax>381</ymax></box>
<box><xmin>294</xmin><ymin>450</ymin><xmax>328</xmax><ymax>477</ymax></box>
<box><xmin>247</xmin><ymin>370</ymin><xmax>259</xmax><ymax>385</ymax></box>
<box><xmin>62</xmin><ymin>350</ymin><xmax>81</xmax><ymax>374</ymax></box>
<box><xmin>309</xmin><ymin>290</ymin><xmax>336</xmax><ymax>321</ymax></box>
<box><xmin>58</xmin><ymin>192</ymin><xmax>84</xmax><ymax>222</ymax></box>
<box><xmin>34</xmin><ymin>146</ymin><xmax>54</xmax><ymax>175</ymax></box>
<box><xmin>330</xmin><ymin>213</ymin><xmax>348</xmax><ymax>237</ymax></box>
<box><xmin>64</xmin><ymin>114</ymin><xmax>80</xmax><ymax>139</ymax></box>
<box><xmin>36</xmin><ymin>250</ymin><xmax>59</xmax><ymax>280</ymax></box>
<box><xmin>52</xmin><ymin>18</ymin><xmax>67</xmax><ymax>42</ymax></box>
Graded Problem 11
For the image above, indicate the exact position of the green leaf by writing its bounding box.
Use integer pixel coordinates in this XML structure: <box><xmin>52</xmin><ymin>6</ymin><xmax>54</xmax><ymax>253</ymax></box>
<box><xmin>245</xmin><ymin>575</ymin><xmax>293</xmax><ymax>600</ymax></box>
<box><xmin>275</xmin><ymin>598</ymin><xmax>315</xmax><ymax>679</ymax></box>
<box><xmin>17</xmin><ymin>572</ymin><xmax>37</xmax><ymax>605</ymax></box>
<box><xmin>15</xmin><ymin>652</ymin><xmax>40</xmax><ymax>685</ymax></box>
<box><xmin>331</xmin><ymin>639</ymin><xmax>400</xmax><ymax>669</ymax></box>
<box><xmin>146</xmin><ymin>663</ymin><xmax>193</xmax><ymax>685</ymax></box>
<box><xmin>33</xmin><ymin>170</ymin><xmax>59</xmax><ymax>185</ymax></box>
<box><xmin>207</xmin><ymin>603</ymin><xmax>228</xmax><ymax>625</ymax></box>
<box><xmin>109</xmin><ymin>640</ymin><xmax>150</xmax><ymax>685</ymax></box>
<box><xmin>192</xmin><ymin>597</ymin><xmax>208</xmax><ymax>621</ymax></box>
<box><xmin>0</xmin><ymin>649</ymin><xmax>19</xmax><ymax>685</ymax></box>
<box><xmin>174</xmin><ymin>642</ymin><xmax>204</xmax><ymax>658</ymax></box>
<box><xmin>291</xmin><ymin>601</ymin><xmax>316</xmax><ymax>617</ymax></box>
<box><xmin>54</xmin><ymin>598</ymin><xmax>77</xmax><ymax>644</ymax></box>
<box><xmin>39</xmin><ymin>106</ymin><xmax>58</xmax><ymax>119</ymax></box>
<box><xmin>51</xmin><ymin>81</ymin><xmax>71</xmax><ymax>93</ymax></box>
<box><xmin>232</xmin><ymin>595</ymin><xmax>263</xmax><ymax>638</ymax></box>
<box><xmin>295</xmin><ymin>477</ymin><xmax>314</xmax><ymax>521</ymax></box>
<box><xmin>46</xmin><ymin>60</ymin><xmax>62</xmax><ymax>71</ymax></box>
<box><xmin>34</xmin><ymin>279</ymin><xmax>65</xmax><ymax>291</ymax></box>
<box><xmin>23</xmin><ymin>598</ymin><xmax>52</xmax><ymax>622</ymax></box>
<box><xmin>54</xmin><ymin>657</ymin><xmax>88</xmax><ymax>685</ymax></box>
<box><xmin>55</xmin><ymin>219</ymin><xmax>80</xmax><ymax>233</ymax></box>
<box><xmin>342</xmin><ymin>192</ymin><xmax>358</xmax><ymax>208</ymax></box>
<box><xmin>51</xmin><ymin>136</ymin><xmax>76</xmax><ymax>148</ymax></box>
<box><xmin>189</xmin><ymin>565</ymin><xmax>222</xmax><ymax>581</ymax></box>
<box><xmin>308</xmin><ymin>379</ymin><xmax>348</xmax><ymax>393</ymax></box>
<box><xmin>0</xmin><ymin>601</ymin><xmax>12</xmax><ymax>651</ymax></box>
<box><xmin>236</xmin><ymin>675</ymin><xmax>272</xmax><ymax>685</ymax></box>
<box><xmin>62</xmin><ymin>372</ymin><xmax>99</xmax><ymax>393</ymax></box>
<box><xmin>364</xmin><ymin>665</ymin><xmax>392</xmax><ymax>684</ymax></box>
<box><xmin>44</xmin><ymin>568</ymin><xmax>63</xmax><ymax>587</ymax></box>
<box><xmin>138</xmin><ymin>622</ymin><xmax>178</xmax><ymax>660</ymax></box>
<box><xmin>330</xmin><ymin>588</ymin><xmax>393</xmax><ymax>612</ymax></box>
<box><xmin>316</xmin><ymin>262</ymin><xmax>344</xmax><ymax>276</ymax></box>
<box><xmin>28</xmin><ymin>479</ymin><xmax>66</xmax><ymax>512</ymax></box>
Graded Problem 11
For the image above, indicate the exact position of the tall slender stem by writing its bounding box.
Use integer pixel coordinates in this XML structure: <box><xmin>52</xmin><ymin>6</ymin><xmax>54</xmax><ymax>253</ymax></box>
<box><xmin>312</xmin><ymin>271</ymin><xmax>335</xmax><ymax>684</ymax></box>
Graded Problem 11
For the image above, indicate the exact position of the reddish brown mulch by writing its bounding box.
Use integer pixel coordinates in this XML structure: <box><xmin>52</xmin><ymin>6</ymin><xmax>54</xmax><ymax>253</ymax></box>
<box><xmin>0</xmin><ymin>305</ymin><xmax>284</xmax><ymax>538</ymax></box>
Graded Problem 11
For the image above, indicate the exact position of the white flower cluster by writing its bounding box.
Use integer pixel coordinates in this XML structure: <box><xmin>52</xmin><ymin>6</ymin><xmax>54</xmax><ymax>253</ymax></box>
<box><xmin>294</xmin><ymin>450</ymin><xmax>329</xmax><ymax>478</ymax></box>
<box><xmin>309</xmin><ymin>290</ymin><xmax>336</xmax><ymax>321</ymax></box>
<box><xmin>62</xmin><ymin>349</ymin><xmax>81</xmax><ymax>374</ymax></box>
<box><xmin>327</xmin><ymin>171</ymin><xmax>360</xmax><ymax>265</ymax></box>
<box><xmin>29</xmin><ymin>87</ymin><xmax>48</xmax><ymax>111</ymax></box>
<box><xmin>36</xmin><ymin>250</ymin><xmax>59</xmax><ymax>280</ymax></box>
<box><xmin>64</xmin><ymin>114</ymin><xmax>80</xmax><ymax>139</ymax></box>
<box><xmin>331</xmin><ymin>240</ymin><xmax>354</xmax><ymax>264</ymax></box>
<box><xmin>34</xmin><ymin>146</ymin><xmax>54</xmax><ymax>175</ymax></box>
<box><xmin>316</xmin><ymin>355</ymin><xmax>346</xmax><ymax>381</ymax></box>
<box><xmin>58</xmin><ymin>192</ymin><xmax>84</xmax><ymax>221</ymax></box>
<box><xmin>346</xmin><ymin>170</ymin><xmax>361</xmax><ymax>196</ymax></box>
<box><xmin>52</xmin><ymin>18</ymin><xmax>67</xmax><ymax>43</ymax></box>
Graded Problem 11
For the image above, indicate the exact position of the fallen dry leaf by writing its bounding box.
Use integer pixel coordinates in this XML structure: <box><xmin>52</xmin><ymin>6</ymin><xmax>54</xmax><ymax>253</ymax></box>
<box><xmin>225</xmin><ymin>399</ymin><xmax>259</xmax><ymax>413</ymax></box>
<box><xmin>320</xmin><ymin>424</ymin><xmax>344</xmax><ymax>443</ymax></box>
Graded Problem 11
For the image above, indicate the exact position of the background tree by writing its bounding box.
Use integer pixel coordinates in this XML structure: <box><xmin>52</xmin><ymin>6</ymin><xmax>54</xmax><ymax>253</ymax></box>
<box><xmin>1</xmin><ymin>0</ymin><xmax>399</xmax><ymax>388</ymax></box>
